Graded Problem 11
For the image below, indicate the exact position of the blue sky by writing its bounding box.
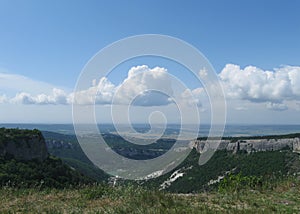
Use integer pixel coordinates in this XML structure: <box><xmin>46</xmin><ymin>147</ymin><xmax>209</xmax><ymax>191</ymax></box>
<box><xmin>0</xmin><ymin>0</ymin><xmax>300</xmax><ymax>124</ymax></box>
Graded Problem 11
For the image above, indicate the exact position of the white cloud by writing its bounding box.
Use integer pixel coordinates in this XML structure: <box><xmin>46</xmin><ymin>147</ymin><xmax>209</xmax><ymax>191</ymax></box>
<box><xmin>11</xmin><ymin>88</ymin><xmax>69</xmax><ymax>105</ymax></box>
<box><xmin>113</xmin><ymin>65</ymin><xmax>173</xmax><ymax>106</ymax></box>
<box><xmin>266</xmin><ymin>102</ymin><xmax>288</xmax><ymax>111</ymax></box>
<box><xmin>11</xmin><ymin>92</ymin><xmax>35</xmax><ymax>104</ymax></box>
<box><xmin>71</xmin><ymin>77</ymin><xmax>116</xmax><ymax>105</ymax></box>
<box><xmin>1</xmin><ymin>66</ymin><xmax>176</xmax><ymax>107</ymax></box>
<box><xmin>235</xmin><ymin>106</ymin><xmax>248</xmax><ymax>111</ymax></box>
<box><xmin>181</xmin><ymin>88</ymin><xmax>205</xmax><ymax>108</ymax></box>
<box><xmin>219</xmin><ymin>64</ymin><xmax>300</xmax><ymax>110</ymax></box>
<box><xmin>72</xmin><ymin>65</ymin><xmax>174</xmax><ymax>107</ymax></box>
<box><xmin>0</xmin><ymin>71</ymin><xmax>71</xmax><ymax>105</ymax></box>
<box><xmin>0</xmin><ymin>94</ymin><xmax>8</xmax><ymax>104</ymax></box>
<box><xmin>198</xmin><ymin>67</ymin><xmax>208</xmax><ymax>79</ymax></box>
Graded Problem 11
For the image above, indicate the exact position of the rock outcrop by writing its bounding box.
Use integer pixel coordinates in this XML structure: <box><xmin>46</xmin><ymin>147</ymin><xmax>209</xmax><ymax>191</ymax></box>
<box><xmin>0</xmin><ymin>128</ymin><xmax>49</xmax><ymax>161</ymax></box>
<box><xmin>192</xmin><ymin>138</ymin><xmax>300</xmax><ymax>154</ymax></box>
<box><xmin>45</xmin><ymin>139</ymin><xmax>74</xmax><ymax>149</ymax></box>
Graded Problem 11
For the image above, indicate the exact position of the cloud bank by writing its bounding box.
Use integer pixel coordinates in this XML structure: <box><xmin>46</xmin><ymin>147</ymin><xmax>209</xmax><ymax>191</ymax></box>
<box><xmin>1</xmin><ymin>64</ymin><xmax>300</xmax><ymax>111</ymax></box>
<box><xmin>1</xmin><ymin>66</ymin><xmax>177</xmax><ymax>107</ymax></box>
<box><xmin>219</xmin><ymin>64</ymin><xmax>300</xmax><ymax>110</ymax></box>
<box><xmin>11</xmin><ymin>88</ymin><xmax>69</xmax><ymax>105</ymax></box>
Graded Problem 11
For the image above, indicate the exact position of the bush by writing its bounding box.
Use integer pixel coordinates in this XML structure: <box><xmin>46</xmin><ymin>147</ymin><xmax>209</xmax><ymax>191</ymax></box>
<box><xmin>218</xmin><ymin>172</ymin><xmax>263</xmax><ymax>193</ymax></box>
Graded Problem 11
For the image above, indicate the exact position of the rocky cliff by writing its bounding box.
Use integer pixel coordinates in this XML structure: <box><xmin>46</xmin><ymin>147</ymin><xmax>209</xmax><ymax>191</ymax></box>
<box><xmin>0</xmin><ymin>128</ymin><xmax>49</xmax><ymax>161</ymax></box>
<box><xmin>193</xmin><ymin>137</ymin><xmax>300</xmax><ymax>154</ymax></box>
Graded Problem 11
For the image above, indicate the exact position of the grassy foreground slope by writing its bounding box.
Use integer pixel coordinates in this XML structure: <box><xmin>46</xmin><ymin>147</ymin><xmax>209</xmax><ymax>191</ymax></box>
<box><xmin>1</xmin><ymin>177</ymin><xmax>300</xmax><ymax>213</ymax></box>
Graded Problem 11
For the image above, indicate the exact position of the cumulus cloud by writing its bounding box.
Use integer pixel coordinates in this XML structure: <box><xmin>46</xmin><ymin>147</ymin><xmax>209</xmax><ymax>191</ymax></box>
<box><xmin>0</xmin><ymin>95</ymin><xmax>8</xmax><ymax>104</ymax></box>
<box><xmin>11</xmin><ymin>92</ymin><xmax>35</xmax><ymax>104</ymax></box>
<box><xmin>71</xmin><ymin>77</ymin><xmax>116</xmax><ymax>105</ymax></box>
<box><xmin>11</xmin><ymin>88</ymin><xmax>69</xmax><ymax>105</ymax></box>
<box><xmin>235</xmin><ymin>106</ymin><xmax>248</xmax><ymax>111</ymax></box>
<box><xmin>266</xmin><ymin>102</ymin><xmax>288</xmax><ymax>111</ymax></box>
<box><xmin>219</xmin><ymin>64</ymin><xmax>300</xmax><ymax>110</ymax></box>
<box><xmin>114</xmin><ymin>65</ymin><xmax>173</xmax><ymax>106</ymax></box>
<box><xmin>181</xmin><ymin>88</ymin><xmax>205</xmax><ymax>108</ymax></box>
<box><xmin>72</xmin><ymin>65</ymin><xmax>174</xmax><ymax>106</ymax></box>
<box><xmin>131</xmin><ymin>91</ymin><xmax>173</xmax><ymax>106</ymax></box>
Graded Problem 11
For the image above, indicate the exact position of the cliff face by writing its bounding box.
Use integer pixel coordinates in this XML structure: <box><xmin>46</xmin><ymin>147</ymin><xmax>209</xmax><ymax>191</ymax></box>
<box><xmin>193</xmin><ymin>138</ymin><xmax>300</xmax><ymax>154</ymax></box>
<box><xmin>0</xmin><ymin>128</ymin><xmax>49</xmax><ymax>161</ymax></box>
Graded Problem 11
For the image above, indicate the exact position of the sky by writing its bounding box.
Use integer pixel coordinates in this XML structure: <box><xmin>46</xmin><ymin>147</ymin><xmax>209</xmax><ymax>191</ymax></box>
<box><xmin>0</xmin><ymin>0</ymin><xmax>300</xmax><ymax>124</ymax></box>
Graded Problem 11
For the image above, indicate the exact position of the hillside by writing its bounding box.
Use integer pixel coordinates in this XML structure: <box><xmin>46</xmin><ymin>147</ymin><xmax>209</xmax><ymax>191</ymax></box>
<box><xmin>0</xmin><ymin>128</ymin><xmax>93</xmax><ymax>188</ymax></box>
<box><xmin>144</xmin><ymin>149</ymin><xmax>300</xmax><ymax>193</ymax></box>
<box><xmin>42</xmin><ymin>131</ymin><xmax>110</xmax><ymax>181</ymax></box>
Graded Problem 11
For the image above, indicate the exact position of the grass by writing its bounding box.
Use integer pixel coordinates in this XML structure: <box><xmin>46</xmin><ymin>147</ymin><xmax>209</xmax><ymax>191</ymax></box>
<box><xmin>1</xmin><ymin>176</ymin><xmax>300</xmax><ymax>213</ymax></box>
